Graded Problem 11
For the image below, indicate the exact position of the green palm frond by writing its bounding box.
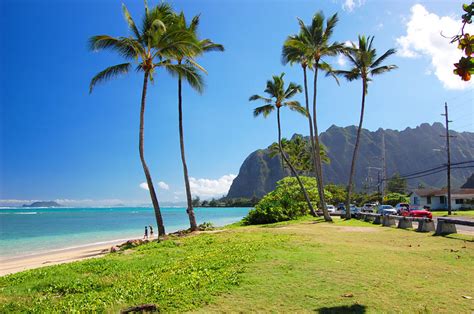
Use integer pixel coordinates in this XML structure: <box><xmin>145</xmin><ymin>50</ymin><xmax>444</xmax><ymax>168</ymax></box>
<box><xmin>370</xmin><ymin>48</ymin><xmax>397</xmax><ymax>68</ymax></box>
<box><xmin>319</xmin><ymin>61</ymin><xmax>340</xmax><ymax>85</ymax></box>
<box><xmin>249</xmin><ymin>94</ymin><xmax>272</xmax><ymax>103</ymax></box>
<box><xmin>122</xmin><ymin>3</ymin><xmax>142</xmax><ymax>41</ymax></box>
<box><xmin>166</xmin><ymin>62</ymin><xmax>205</xmax><ymax>93</ymax></box>
<box><xmin>253</xmin><ymin>104</ymin><xmax>275</xmax><ymax>118</ymax></box>
<box><xmin>284</xmin><ymin>82</ymin><xmax>303</xmax><ymax>99</ymax></box>
<box><xmin>285</xmin><ymin>101</ymin><xmax>307</xmax><ymax>116</ymax></box>
<box><xmin>89</xmin><ymin>35</ymin><xmax>143</xmax><ymax>59</ymax></box>
<box><xmin>370</xmin><ymin>65</ymin><xmax>398</xmax><ymax>76</ymax></box>
<box><xmin>333</xmin><ymin>69</ymin><xmax>361</xmax><ymax>81</ymax></box>
<box><xmin>89</xmin><ymin>63</ymin><xmax>131</xmax><ymax>93</ymax></box>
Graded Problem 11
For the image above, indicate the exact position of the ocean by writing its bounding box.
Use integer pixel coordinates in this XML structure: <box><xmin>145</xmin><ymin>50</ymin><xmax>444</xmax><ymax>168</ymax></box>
<box><xmin>0</xmin><ymin>207</ymin><xmax>250</xmax><ymax>259</ymax></box>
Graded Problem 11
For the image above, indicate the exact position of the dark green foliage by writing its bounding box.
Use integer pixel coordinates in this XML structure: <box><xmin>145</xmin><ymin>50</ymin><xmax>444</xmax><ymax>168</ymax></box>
<box><xmin>383</xmin><ymin>193</ymin><xmax>409</xmax><ymax>206</ymax></box>
<box><xmin>324</xmin><ymin>184</ymin><xmax>347</xmax><ymax>205</ymax></box>
<box><xmin>387</xmin><ymin>173</ymin><xmax>407</xmax><ymax>194</ymax></box>
<box><xmin>244</xmin><ymin>177</ymin><xmax>331</xmax><ymax>225</ymax></box>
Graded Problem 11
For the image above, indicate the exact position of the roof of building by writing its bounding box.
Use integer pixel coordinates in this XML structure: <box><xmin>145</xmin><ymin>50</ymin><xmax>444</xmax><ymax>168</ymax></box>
<box><xmin>412</xmin><ymin>188</ymin><xmax>474</xmax><ymax>197</ymax></box>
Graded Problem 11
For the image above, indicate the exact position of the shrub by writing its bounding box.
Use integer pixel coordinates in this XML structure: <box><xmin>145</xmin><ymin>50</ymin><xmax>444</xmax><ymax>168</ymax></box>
<box><xmin>383</xmin><ymin>193</ymin><xmax>409</xmax><ymax>206</ymax></box>
<box><xmin>243</xmin><ymin>176</ymin><xmax>331</xmax><ymax>225</ymax></box>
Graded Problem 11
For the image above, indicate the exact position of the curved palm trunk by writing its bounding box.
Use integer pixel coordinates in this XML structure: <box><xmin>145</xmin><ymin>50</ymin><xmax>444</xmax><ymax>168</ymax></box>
<box><xmin>140</xmin><ymin>71</ymin><xmax>166</xmax><ymax>236</ymax></box>
<box><xmin>345</xmin><ymin>78</ymin><xmax>367</xmax><ymax>219</ymax></box>
<box><xmin>312</xmin><ymin>63</ymin><xmax>331</xmax><ymax>221</ymax></box>
<box><xmin>178</xmin><ymin>75</ymin><xmax>198</xmax><ymax>231</ymax></box>
<box><xmin>302</xmin><ymin>66</ymin><xmax>320</xmax><ymax>217</ymax></box>
<box><xmin>277</xmin><ymin>107</ymin><xmax>317</xmax><ymax>217</ymax></box>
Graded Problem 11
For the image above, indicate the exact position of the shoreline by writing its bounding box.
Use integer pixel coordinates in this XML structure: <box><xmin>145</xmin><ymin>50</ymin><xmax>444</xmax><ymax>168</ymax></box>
<box><xmin>0</xmin><ymin>238</ymin><xmax>140</xmax><ymax>276</ymax></box>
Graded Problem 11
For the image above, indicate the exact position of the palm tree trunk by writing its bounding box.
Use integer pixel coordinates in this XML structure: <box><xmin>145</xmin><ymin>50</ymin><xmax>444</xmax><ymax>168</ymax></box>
<box><xmin>140</xmin><ymin>71</ymin><xmax>165</xmax><ymax>236</ymax></box>
<box><xmin>345</xmin><ymin>78</ymin><xmax>367</xmax><ymax>219</ymax></box>
<box><xmin>277</xmin><ymin>107</ymin><xmax>317</xmax><ymax>217</ymax></box>
<box><xmin>178</xmin><ymin>75</ymin><xmax>198</xmax><ymax>231</ymax></box>
<box><xmin>302</xmin><ymin>66</ymin><xmax>320</xmax><ymax>217</ymax></box>
<box><xmin>312</xmin><ymin>62</ymin><xmax>331</xmax><ymax>221</ymax></box>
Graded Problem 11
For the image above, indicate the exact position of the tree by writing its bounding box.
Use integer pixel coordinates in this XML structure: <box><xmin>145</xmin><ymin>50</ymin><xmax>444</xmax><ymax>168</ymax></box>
<box><xmin>89</xmin><ymin>3</ymin><xmax>187</xmax><ymax>236</ymax></box>
<box><xmin>282</xmin><ymin>12</ymin><xmax>343</xmax><ymax>222</ymax></box>
<box><xmin>244</xmin><ymin>176</ymin><xmax>330</xmax><ymax>225</ymax></box>
<box><xmin>451</xmin><ymin>3</ymin><xmax>473</xmax><ymax>81</ymax></box>
<box><xmin>335</xmin><ymin>35</ymin><xmax>397</xmax><ymax>219</ymax></box>
<box><xmin>383</xmin><ymin>193</ymin><xmax>409</xmax><ymax>206</ymax></box>
<box><xmin>324</xmin><ymin>184</ymin><xmax>347</xmax><ymax>205</ymax></box>
<box><xmin>268</xmin><ymin>135</ymin><xmax>330</xmax><ymax>175</ymax></box>
<box><xmin>250</xmin><ymin>73</ymin><xmax>318</xmax><ymax>217</ymax></box>
<box><xmin>167</xmin><ymin>13</ymin><xmax>224</xmax><ymax>231</ymax></box>
<box><xmin>387</xmin><ymin>173</ymin><xmax>407</xmax><ymax>194</ymax></box>
<box><xmin>192</xmin><ymin>196</ymin><xmax>201</xmax><ymax>207</ymax></box>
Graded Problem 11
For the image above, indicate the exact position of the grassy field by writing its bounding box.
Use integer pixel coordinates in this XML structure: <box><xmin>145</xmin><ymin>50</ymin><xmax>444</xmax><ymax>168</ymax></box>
<box><xmin>431</xmin><ymin>210</ymin><xmax>474</xmax><ymax>217</ymax></box>
<box><xmin>1</xmin><ymin>218</ymin><xmax>473</xmax><ymax>313</ymax></box>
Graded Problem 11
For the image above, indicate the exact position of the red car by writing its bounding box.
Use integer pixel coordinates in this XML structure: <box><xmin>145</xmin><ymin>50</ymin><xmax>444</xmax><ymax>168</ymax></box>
<box><xmin>400</xmin><ymin>206</ymin><xmax>433</xmax><ymax>219</ymax></box>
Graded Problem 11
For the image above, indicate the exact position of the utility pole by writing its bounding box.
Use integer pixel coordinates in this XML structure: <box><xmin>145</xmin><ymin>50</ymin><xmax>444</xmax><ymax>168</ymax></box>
<box><xmin>441</xmin><ymin>102</ymin><xmax>454</xmax><ymax>215</ymax></box>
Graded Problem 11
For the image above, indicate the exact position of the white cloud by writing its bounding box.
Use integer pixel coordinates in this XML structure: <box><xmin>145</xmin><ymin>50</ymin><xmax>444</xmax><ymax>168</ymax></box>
<box><xmin>189</xmin><ymin>174</ymin><xmax>237</xmax><ymax>198</ymax></box>
<box><xmin>158</xmin><ymin>181</ymin><xmax>169</xmax><ymax>190</ymax></box>
<box><xmin>396</xmin><ymin>4</ymin><xmax>474</xmax><ymax>90</ymax></box>
<box><xmin>342</xmin><ymin>0</ymin><xmax>365</xmax><ymax>12</ymax></box>
<box><xmin>139</xmin><ymin>182</ymin><xmax>149</xmax><ymax>191</ymax></box>
<box><xmin>337</xmin><ymin>54</ymin><xmax>347</xmax><ymax>67</ymax></box>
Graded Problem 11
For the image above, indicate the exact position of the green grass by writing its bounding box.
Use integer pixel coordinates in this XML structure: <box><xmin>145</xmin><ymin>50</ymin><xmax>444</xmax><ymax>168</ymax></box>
<box><xmin>1</xmin><ymin>218</ymin><xmax>474</xmax><ymax>313</ymax></box>
<box><xmin>431</xmin><ymin>210</ymin><xmax>474</xmax><ymax>217</ymax></box>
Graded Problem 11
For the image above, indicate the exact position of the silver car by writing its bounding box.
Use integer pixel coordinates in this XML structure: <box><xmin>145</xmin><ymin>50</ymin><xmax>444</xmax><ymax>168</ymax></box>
<box><xmin>377</xmin><ymin>205</ymin><xmax>397</xmax><ymax>215</ymax></box>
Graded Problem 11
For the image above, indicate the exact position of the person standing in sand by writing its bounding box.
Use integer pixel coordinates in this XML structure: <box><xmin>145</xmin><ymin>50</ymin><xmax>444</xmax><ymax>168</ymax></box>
<box><xmin>143</xmin><ymin>226</ymin><xmax>148</xmax><ymax>240</ymax></box>
<box><xmin>149</xmin><ymin>225</ymin><xmax>154</xmax><ymax>239</ymax></box>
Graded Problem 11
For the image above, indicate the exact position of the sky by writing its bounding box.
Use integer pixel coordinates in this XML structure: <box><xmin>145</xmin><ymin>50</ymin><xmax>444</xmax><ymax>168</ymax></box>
<box><xmin>0</xmin><ymin>0</ymin><xmax>473</xmax><ymax>206</ymax></box>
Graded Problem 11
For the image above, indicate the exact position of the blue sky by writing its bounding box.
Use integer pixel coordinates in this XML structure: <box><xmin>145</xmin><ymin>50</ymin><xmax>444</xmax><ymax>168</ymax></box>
<box><xmin>0</xmin><ymin>0</ymin><xmax>472</xmax><ymax>206</ymax></box>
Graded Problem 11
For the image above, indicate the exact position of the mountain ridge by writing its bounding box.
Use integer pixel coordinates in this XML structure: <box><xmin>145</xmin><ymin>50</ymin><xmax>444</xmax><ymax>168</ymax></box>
<box><xmin>227</xmin><ymin>123</ymin><xmax>474</xmax><ymax>198</ymax></box>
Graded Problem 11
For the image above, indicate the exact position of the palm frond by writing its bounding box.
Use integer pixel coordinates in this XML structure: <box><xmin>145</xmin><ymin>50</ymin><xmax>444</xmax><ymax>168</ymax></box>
<box><xmin>370</xmin><ymin>65</ymin><xmax>398</xmax><ymax>76</ymax></box>
<box><xmin>249</xmin><ymin>94</ymin><xmax>272</xmax><ymax>103</ymax></box>
<box><xmin>333</xmin><ymin>69</ymin><xmax>361</xmax><ymax>81</ymax></box>
<box><xmin>89</xmin><ymin>35</ymin><xmax>143</xmax><ymax>59</ymax></box>
<box><xmin>284</xmin><ymin>82</ymin><xmax>302</xmax><ymax>99</ymax></box>
<box><xmin>370</xmin><ymin>48</ymin><xmax>397</xmax><ymax>68</ymax></box>
<box><xmin>285</xmin><ymin>101</ymin><xmax>307</xmax><ymax>116</ymax></box>
<box><xmin>253</xmin><ymin>104</ymin><xmax>275</xmax><ymax>118</ymax></box>
<box><xmin>200</xmin><ymin>39</ymin><xmax>224</xmax><ymax>52</ymax></box>
<box><xmin>323</xmin><ymin>13</ymin><xmax>338</xmax><ymax>42</ymax></box>
<box><xmin>122</xmin><ymin>3</ymin><xmax>142</xmax><ymax>41</ymax></box>
<box><xmin>165</xmin><ymin>62</ymin><xmax>205</xmax><ymax>93</ymax></box>
<box><xmin>319</xmin><ymin>61</ymin><xmax>340</xmax><ymax>85</ymax></box>
<box><xmin>89</xmin><ymin>63</ymin><xmax>131</xmax><ymax>93</ymax></box>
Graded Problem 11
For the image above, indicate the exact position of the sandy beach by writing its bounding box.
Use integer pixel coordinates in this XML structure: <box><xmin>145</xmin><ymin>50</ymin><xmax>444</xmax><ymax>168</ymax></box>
<box><xmin>0</xmin><ymin>239</ymin><xmax>128</xmax><ymax>276</ymax></box>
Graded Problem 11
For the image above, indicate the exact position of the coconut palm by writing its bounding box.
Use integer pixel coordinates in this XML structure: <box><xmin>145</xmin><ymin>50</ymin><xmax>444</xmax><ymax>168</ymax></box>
<box><xmin>166</xmin><ymin>13</ymin><xmax>224</xmax><ymax>231</ymax></box>
<box><xmin>334</xmin><ymin>35</ymin><xmax>397</xmax><ymax>219</ymax></box>
<box><xmin>89</xmin><ymin>3</ymin><xmax>194</xmax><ymax>236</ymax></box>
<box><xmin>250</xmin><ymin>73</ymin><xmax>318</xmax><ymax>217</ymax></box>
<box><xmin>282</xmin><ymin>12</ymin><xmax>343</xmax><ymax>222</ymax></box>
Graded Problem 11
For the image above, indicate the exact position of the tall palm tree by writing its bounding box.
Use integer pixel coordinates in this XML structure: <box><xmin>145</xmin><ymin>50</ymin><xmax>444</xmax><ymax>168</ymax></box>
<box><xmin>335</xmin><ymin>35</ymin><xmax>397</xmax><ymax>219</ymax></box>
<box><xmin>166</xmin><ymin>13</ymin><xmax>224</xmax><ymax>231</ymax></box>
<box><xmin>282</xmin><ymin>12</ymin><xmax>343</xmax><ymax>222</ymax></box>
<box><xmin>250</xmin><ymin>73</ymin><xmax>318</xmax><ymax>217</ymax></box>
<box><xmin>89</xmin><ymin>3</ymin><xmax>193</xmax><ymax>236</ymax></box>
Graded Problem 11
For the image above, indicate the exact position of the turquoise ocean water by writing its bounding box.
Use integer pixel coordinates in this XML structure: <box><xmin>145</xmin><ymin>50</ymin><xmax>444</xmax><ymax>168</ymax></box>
<box><xmin>0</xmin><ymin>207</ymin><xmax>250</xmax><ymax>259</ymax></box>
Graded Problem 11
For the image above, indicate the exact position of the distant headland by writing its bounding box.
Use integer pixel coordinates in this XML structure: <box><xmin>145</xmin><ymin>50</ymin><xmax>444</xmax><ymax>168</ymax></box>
<box><xmin>22</xmin><ymin>201</ymin><xmax>62</xmax><ymax>208</ymax></box>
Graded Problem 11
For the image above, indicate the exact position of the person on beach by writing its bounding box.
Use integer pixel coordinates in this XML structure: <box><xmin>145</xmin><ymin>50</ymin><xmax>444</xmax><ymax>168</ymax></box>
<box><xmin>143</xmin><ymin>226</ymin><xmax>148</xmax><ymax>240</ymax></box>
<box><xmin>149</xmin><ymin>225</ymin><xmax>154</xmax><ymax>239</ymax></box>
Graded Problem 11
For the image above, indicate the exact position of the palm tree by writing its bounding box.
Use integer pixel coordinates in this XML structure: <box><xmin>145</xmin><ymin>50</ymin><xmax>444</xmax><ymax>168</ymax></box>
<box><xmin>89</xmin><ymin>3</ymin><xmax>192</xmax><ymax>236</ymax></box>
<box><xmin>167</xmin><ymin>13</ymin><xmax>224</xmax><ymax>231</ymax></box>
<box><xmin>335</xmin><ymin>35</ymin><xmax>397</xmax><ymax>219</ymax></box>
<box><xmin>282</xmin><ymin>12</ymin><xmax>343</xmax><ymax>222</ymax></box>
<box><xmin>250</xmin><ymin>73</ymin><xmax>318</xmax><ymax>217</ymax></box>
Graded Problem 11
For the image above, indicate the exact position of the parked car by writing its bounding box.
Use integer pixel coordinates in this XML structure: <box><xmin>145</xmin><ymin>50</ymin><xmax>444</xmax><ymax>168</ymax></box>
<box><xmin>400</xmin><ymin>205</ymin><xmax>433</xmax><ymax>219</ymax></box>
<box><xmin>377</xmin><ymin>205</ymin><xmax>397</xmax><ymax>216</ymax></box>
<box><xmin>326</xmin><ymin>205</ymin><xmax>336</xmax><ymax>213</ymax></box>
<box><xmin>362</xmin><ymin>203</ymin><xmax>377</xmax><ymax>213</ymax></box>
<box><xmin>395</xmin><ymin>203</ymin><xmax>410</xmax><ymax>215</ymax></box>
<box><xmin>341</xmin><ymin>204</ymin><xmax>360</xmax><ymax>217</ymax></box>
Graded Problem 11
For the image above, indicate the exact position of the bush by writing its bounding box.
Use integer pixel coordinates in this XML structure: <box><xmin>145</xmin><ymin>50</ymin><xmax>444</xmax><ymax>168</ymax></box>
<box><xmin>243</xmin><ymin>176</ymin><xmax>331</xmax><ymax>225</ymax></box>
<box><xmin>383</xmin><ymin>193</ymin><xmax>409</xmax><ymax>206</ymax></box>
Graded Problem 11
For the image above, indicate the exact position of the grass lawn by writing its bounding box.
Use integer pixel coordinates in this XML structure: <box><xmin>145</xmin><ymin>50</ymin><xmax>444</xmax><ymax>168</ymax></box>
<box><xmin>1</xmin><ymin>218</ymin><xmax>473</xmax><ymax>313</ymax></box>
<box><xmin>431</xmin><ymin>210</ymin><xmax>474</xmax><ymax>217</ymax></box>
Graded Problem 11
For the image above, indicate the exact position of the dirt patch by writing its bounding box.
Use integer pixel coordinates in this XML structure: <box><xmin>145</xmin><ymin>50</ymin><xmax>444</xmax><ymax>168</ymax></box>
<box><xmin>336</xmin><ymin>226</ymin><xmax>380</xmax><ymax>232</ymax></box>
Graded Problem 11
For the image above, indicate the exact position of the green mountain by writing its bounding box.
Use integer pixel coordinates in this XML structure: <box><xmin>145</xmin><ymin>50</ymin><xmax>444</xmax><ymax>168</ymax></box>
<box><xmin>227</xmin><ymin>123</ymin><xmax>474</xmax><ymax>198</ymax></box>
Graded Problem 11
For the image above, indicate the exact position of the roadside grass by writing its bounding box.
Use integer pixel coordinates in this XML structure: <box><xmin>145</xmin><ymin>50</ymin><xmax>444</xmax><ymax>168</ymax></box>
<box><xmin>431</xmin><ymin>210</ymin><xmax>474</xmax><ymax>217</ymax></box>
<box><xmin>1</xmin><ymin>217</ymin><xmax>473</xmax><ymax>313</ymax></box>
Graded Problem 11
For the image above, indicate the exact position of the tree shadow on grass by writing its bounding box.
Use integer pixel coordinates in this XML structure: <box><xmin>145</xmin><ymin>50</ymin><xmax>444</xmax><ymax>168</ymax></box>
<box><xmin>316</xmin><ymin>304</ymin><xmax>367</xmax><ymax>314</ymax></box>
